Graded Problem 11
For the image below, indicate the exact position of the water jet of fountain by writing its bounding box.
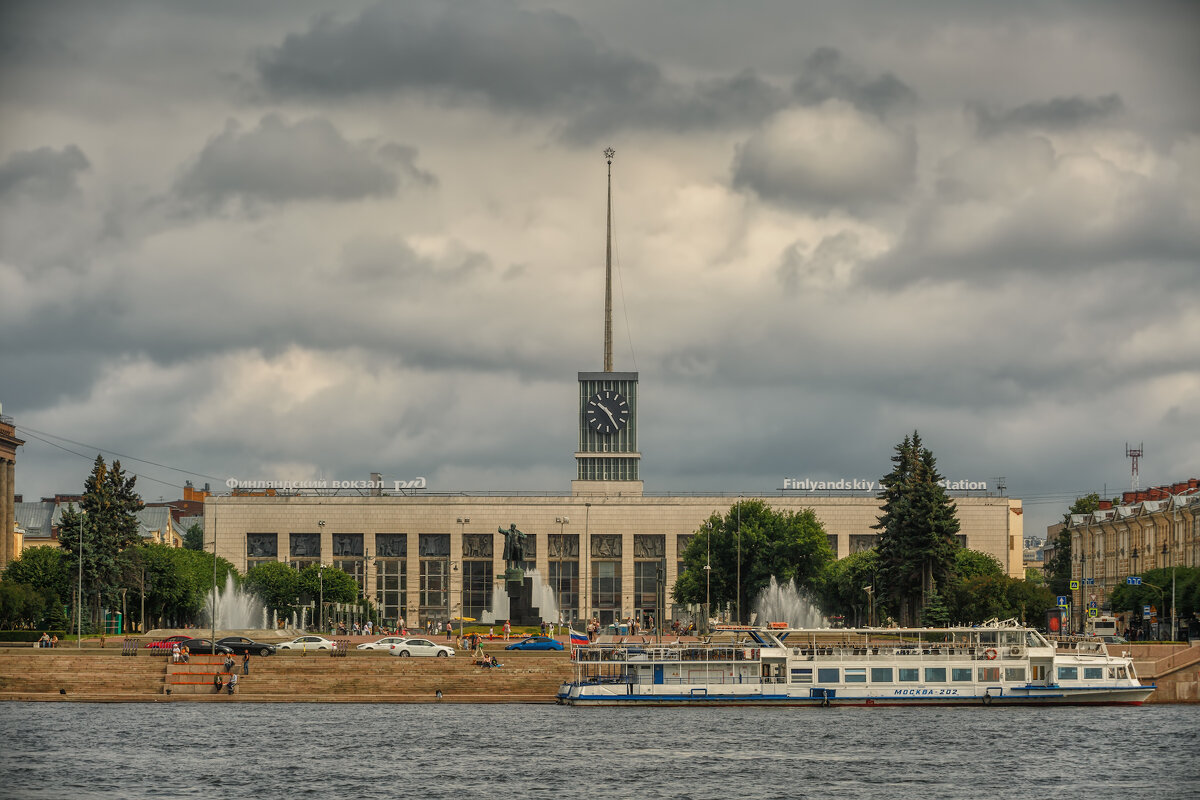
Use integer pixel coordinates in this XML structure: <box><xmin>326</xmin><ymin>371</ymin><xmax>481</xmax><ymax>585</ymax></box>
<box><xmin>203</xmin><ymin>574</ymin><xmax>267</xmax><ymax>632</ymax></box>
<box><xmin>754</xmin><ymin>577</ymin><xmax>826</xmax><ymax>628</ymax></box>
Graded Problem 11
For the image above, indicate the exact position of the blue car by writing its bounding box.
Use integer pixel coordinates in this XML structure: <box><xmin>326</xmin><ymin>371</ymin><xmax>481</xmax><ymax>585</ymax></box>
<box><xmin>505</xmin><ymin>635</ymin><xmax>564</xmax><ymax>651</ymax></box>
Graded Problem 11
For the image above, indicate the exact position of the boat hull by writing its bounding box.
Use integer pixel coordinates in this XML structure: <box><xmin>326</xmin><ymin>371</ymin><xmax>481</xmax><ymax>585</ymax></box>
<box><xmin>558</xmin><ymin>685</ymin><xmax>1155</xmax><ymax>707</ymax></box>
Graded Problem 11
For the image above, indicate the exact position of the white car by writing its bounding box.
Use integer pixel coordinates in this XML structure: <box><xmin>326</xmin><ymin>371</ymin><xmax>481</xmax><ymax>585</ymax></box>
<box><xmin>357</xmin><ymin>636</ymin><xmax>409</xmax><ymax>651</ymax></box>
<box><xmin>277</xmin><ymin>635</ymin><xmax>337</xmax><ymax>651</ymax></box>
<box><xmin>388</xmin><ymin>638</ymin><xmax>454</xmax><ymax>658</ymax></box>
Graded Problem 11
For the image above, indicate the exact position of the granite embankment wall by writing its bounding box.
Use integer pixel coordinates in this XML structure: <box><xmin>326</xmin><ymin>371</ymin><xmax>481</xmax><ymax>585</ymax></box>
<box><xmin>0</xmin><ymin>645</ymin><xmax>573</xmax><ymax>703</ymax></box>
<box><xmin>1</xmin><ymin>642</ymin><xmax>1196</xmax><ymax>703</ymax></box>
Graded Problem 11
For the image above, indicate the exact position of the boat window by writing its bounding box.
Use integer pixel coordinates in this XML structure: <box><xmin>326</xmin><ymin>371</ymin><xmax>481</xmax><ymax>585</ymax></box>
<box><xmin>978</xmin><ymin>632</ymin><xmax>998</xmax><ymax>645</ymax></box>
<box><xmin>1001</xmin><ymin>632</ymin><xmax>1021</xmax><ymax>646</ymax></box>
<box><xmin>817</xmin><ymin>668</ymin><xmax>839</xmax><ymax>683</ymax></box>
<box><xmin>1057</xmin><ymin>666</ymin><xmax>1078</xmax><ymax>681</ymax></box>
<box><xmin>1026</xmin><ymin>631</ymin><xmax>1047</xmax><ymax>648</ymax></box>
<box><xmin>952</xmin><ymin>668</ymin><xmax>972</xmax><ymax>682</ymax></box>
<box><xmin>870</xmin><ymin>667</ymin><xmax>893</xmax><ymax>683</ymax></box>
<box><xmin>898</xmin><ymin>668</ymin><xmax>919</xmax><ymax>682</ymax></box>
<box><xmin>1117</xmin><ymin>666</ymin><xmax>1127</xmax><ymax>679</ymax></box>
<box><xmin>1004</xmin><ymin>667</ymin><xmax>1025</xmax><ymax>683</ymax></box>
<box><xmin>791</xmin><ymin>668</ymin><xmax>812</xmax><ymax>684</ymax></box>
<box><xmin>924</xmin><ymin>668</ymin><xmax>946</xmax><ymax>683</ymax></box>
<box><xmin>845</xmin><ymin>668</ymin><xmax>867</xmax><ymax>683</ymax></box>
<box><xmin>977</xmin><ymin>667</ymin><xmax>999</xmax><ymax>682</ymax></box>
<box><xmin>1084</xmin><ymin>667</ymin><xmax>1103</xmax><ymax>680</ymax></box>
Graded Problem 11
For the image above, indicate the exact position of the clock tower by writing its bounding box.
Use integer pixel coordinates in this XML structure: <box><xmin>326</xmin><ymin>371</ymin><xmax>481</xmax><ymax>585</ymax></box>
<box><xmin>573</xmin><ymin>149</ymin><xmax>642</xmax><ymax>496</ymax></box>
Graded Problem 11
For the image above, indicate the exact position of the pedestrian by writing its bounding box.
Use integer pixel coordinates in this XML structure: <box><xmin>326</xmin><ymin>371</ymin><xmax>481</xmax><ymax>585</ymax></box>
<box><xmin>242</xmin><ymin>652</ymin><xmax>250</xmax><ymax>675</ymax></box>
<box><xmin>181</xmin><ymin>645</ymin><xmax>190</xmax><ymax>664</ymax></box>
<box><xmin>50</xmin><ymin>634</ymin><xmax>58</xmax><ymax>648</ymax></box>
<box><xmin>503</xmin><ymin>620</ymin><xmax>510</xmax><ymax>641</ymax></box>
<box><xmin>227</xmin><ymin>672</ymin><xmax>238</xmax><ymax>695</ymax></box>
<box><xmin>213</xmin><ymin>673</ymin><xmax>223</xmax><ymax>693</ymax></box>
<box><xmin>172</xmin><ymin>643</ymin><xmax>180</xmax><ymax>663</ymax></box>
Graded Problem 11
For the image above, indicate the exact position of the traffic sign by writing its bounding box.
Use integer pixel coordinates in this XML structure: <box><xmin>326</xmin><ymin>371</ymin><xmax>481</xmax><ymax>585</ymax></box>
<box><xmin>1088</xmin><ymin>608</ymin><xmax>1098</xmax><ymax>618</ymax></box>
<box><xmin>1143</xmin><ymin>605</ymin><xmax>1151</xmax><ymax>619</ymax></box>
<box><xmin>1070</xmin><ymin>580</ymin><xmax>1079</xmax><ymax>591</ymax></box>
<box><xmin>1085</xmin><ymin>578</ymin><xmax>1095</xmax><ymax>585</ymax></box>
<box><xmin>1089</xmin><ymin>601</ymin><xmax>1098</xmax><ymax>609</ymax></box>
<box><xmin>1057</xmin><ymin>595</ymin><xmax>1068</xmax><ymax>606</ymax></box>
<box><xmin>1127</xmin><ymin>576</ymin><xmax>1142</xmax><ymax>585</ymax></box>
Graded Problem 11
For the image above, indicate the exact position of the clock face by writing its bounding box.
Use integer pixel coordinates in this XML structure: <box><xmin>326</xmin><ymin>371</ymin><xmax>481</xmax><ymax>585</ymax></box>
<box><xmin>585</xmin><ymin>390</ymin><xmax>630</xmax><ymax>435</ymax></box>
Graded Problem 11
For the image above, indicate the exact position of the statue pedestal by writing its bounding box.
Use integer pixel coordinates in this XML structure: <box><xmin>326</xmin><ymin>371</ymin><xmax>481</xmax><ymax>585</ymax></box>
<box><xmin>504</xmin><ymin>572</ymin><xmax>543</xmax><ymax>626</ymax></box>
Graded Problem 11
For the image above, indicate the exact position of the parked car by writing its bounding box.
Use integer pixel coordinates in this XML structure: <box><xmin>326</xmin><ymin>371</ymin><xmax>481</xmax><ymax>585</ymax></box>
<box><xmin>388</xmin><ymin>638</ymin><xmax>454</xmax><ymax>657</ymax></box>
<box><xmin>357</xmin><ymin>636</ymin><xmax>409</xmax><ymax>651</ymax></box>
<box><xmin>505</xmin><ymin>635</ymin><xmax>564</xmax><ymax>651</ymax></box>
<box><xmin>277</xmin><ymin>636</ymin><xmax>337</xmax><ymax>651</ymax></box>
<box><xmin>216</xmin><ymin>636</ymin><xmax>277</xmax><ymax>656</ymax></box>
<box><xmin>1099</xmin><ymin>635</ymin><xmax>1129</xmax><ymax>644</ymax></box>
<box><xmin>145</xmin><ymin>635</ymin><xmax>191</xmax><ymax>651</ymax></box>
<box><xmin>178</xmin><ymin>638</ymin><xmax>234</xmax><ymax>655</ymax></box>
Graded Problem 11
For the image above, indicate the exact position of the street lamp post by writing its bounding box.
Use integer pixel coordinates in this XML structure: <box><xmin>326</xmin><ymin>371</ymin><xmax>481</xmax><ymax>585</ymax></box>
<box><xmin>1078</xmin><ymin>552</ymin><xmax>1087</xmax><ymax>634</ymax></box>
<box><xmin>140</xmin><ymin>568</ymin><xmax>145</xmax><ymax>634</ymax></box>
<box><xmin>736</xmin><ymin>497</ymin><xmax>742</xmax><ymax>624</ymax></box>
<box><xmin>703</xmin><ymin>521</ymin><xmax>712</xmax><ymax>633</ymax></box>
<box><xmin>555</xmin><ymin>516</ymin><xmax>569</xmax><ymax>625</ymax></box>
<box><xmin>864</xmin><ymin>585</ymin><xmax>874</xmax><ymax>628</ymax></box>
<box><xmin>317</xmin><ymin>520</ymin><xmax>325</xmax><ymax>633</ymax></box>
<box><xmin>77</xmin><ymin>510</ymin><xmax>85</xmax><ymax>648</ymax></box>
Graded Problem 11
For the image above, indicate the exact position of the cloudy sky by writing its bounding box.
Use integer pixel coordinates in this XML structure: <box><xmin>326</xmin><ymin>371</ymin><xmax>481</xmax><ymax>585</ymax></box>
<box><xmin>2</xmin><ymin>0</ymin><xmax>1197</xmax><ymax>539</ymax></box>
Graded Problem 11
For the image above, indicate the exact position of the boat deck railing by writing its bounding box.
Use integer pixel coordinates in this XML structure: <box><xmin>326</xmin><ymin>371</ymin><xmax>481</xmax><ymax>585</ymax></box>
<box><xmin>572</xmin><ymin>642</ymin><xmax>1040</xmax><ymax>663</ymax></box>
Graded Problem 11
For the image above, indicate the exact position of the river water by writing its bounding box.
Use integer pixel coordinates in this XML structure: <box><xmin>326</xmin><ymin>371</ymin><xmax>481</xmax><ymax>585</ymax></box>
<box><xmin>2</xmin><ymin>703</ymin><xmax>1196</xmax><ymax>799</ymax></box>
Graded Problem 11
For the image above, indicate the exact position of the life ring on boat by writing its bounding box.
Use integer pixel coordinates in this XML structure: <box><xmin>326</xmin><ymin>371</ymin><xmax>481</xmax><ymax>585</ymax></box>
<box><xmin>984</xmin><ymin>648</ymin><xmax>998</xmax><ymax>660</ymax></box>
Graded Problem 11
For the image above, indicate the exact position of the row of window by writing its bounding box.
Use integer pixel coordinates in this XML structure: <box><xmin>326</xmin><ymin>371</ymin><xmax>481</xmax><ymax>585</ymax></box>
<box><xmin>790</xmin><ymin>665</ymin><xmax>1123</xmax><ymax>684</ymax></box>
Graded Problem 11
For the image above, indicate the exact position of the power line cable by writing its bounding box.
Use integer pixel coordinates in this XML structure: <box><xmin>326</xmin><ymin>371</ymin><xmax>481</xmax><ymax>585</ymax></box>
<box><xmin>18</xmin><ymin>428</ymin><xmax>188</xmax><ymax>492</ymax></box>
<box><xmin>16</xmin><ymin>424</ymin><xmax>223</xmax><ymax>482</ymax></box>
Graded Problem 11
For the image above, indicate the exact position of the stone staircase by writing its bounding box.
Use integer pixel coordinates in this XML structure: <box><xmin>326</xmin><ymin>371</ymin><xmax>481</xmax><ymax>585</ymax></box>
<box><xmin>0</xmin><ymin>648</ymin><xmax>168</xmax><ymax>700</ymax></box>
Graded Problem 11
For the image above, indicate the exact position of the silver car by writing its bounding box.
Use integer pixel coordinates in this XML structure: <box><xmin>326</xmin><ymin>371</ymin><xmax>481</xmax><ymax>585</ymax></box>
<box><xmin>388</xmin><ymin>638</ymin><xmax>454</xmax><ymax>657</ymax></box>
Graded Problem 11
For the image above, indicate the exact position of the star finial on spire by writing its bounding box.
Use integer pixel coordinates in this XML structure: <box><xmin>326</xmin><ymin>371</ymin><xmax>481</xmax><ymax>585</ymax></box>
<box><xmin>604</xmin><ymin>147</ymin><xmax>615</xmax><ymax>163</ymax></box>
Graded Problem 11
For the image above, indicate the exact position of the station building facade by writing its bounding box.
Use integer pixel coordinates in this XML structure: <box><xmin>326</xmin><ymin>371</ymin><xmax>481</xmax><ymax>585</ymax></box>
<box><xmin>207</xmin><ymin>489</ymin><xmax>1023</xmax><ymax>628</ymax></box>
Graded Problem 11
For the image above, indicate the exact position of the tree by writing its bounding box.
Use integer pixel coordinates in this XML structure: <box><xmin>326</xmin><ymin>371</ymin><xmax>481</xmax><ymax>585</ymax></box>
<box><xmin>955</xmin><ymin>548</ymin><xmax>1004</xmax><ymax>581</ymax></box>
<box><xmin>673</xmin><ymin>500</ymin><xmax>834</xmax><ymax>622</ymax></box>
<box><xmin>244</xmin><ymin>562</ymin><xmax>301</xmax><ymax>618</ymax></box>
<box><xmin>1046</xmin><ymin>493</ymin><xmax>1100</xmax><ymax>596</ymax></box>
<box><xmin>119</xmin><ymin>543</ymin><xmax>236</xmax><ymax>630</ymax></box>
<box><xmin>817</xmin><ymin>549</ymin><xmax>880</xmax><ymax>627</ymax></box>
<box><xmin>873</xmin><ymin>431</ymin><xmax>961</xmax><ymax>626</ymax></box>
<box><xmin>183</xmin><ymin>523</ymin><xmax>204</xmax><ymax>551</ymax></box>
<box><xmin>2</xmin><ymin>546</ymin><xmax>70</xmax><ymax>603</ymax></box>
<box><xmin>57</xmin><ymin>455</ymin><xmax>145</xmax><ymax>631</ymax></box>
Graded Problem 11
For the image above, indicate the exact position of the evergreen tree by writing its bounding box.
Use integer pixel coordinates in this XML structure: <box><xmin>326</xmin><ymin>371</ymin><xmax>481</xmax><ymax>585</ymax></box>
<box><xmin>57</xmin><ymin>455</ymin><xmax>145</xmax><ymax>631</ymax></box>
<box><xmin>873</xmin><ymin>431</ymin><xmax>961</xmax><ymax>626</ymax></box>
<box><xmin>183</xmin><ymin>523</ymin><xmax>204</xmax><ymax>551</ymax></box>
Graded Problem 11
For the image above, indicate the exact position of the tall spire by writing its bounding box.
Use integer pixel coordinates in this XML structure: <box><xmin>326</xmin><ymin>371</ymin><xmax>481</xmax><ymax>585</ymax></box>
<box><xmin>603</xmin><ymin>147</ymin><xmax>615</xmax><ymax>372</ymax></box>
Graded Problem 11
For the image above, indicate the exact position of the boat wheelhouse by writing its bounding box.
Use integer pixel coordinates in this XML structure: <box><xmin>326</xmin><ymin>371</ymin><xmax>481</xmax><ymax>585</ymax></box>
<box><xmin>557</xmin><ymin>620</ymin><xmax>1153</xmax><ymax>706</ymax></box>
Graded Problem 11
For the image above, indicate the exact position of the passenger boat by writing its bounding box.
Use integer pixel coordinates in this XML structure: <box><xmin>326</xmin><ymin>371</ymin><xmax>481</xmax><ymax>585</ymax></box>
<box><xmin>557</xmin><ymin>619</ymin><xmax>1153</xmax><ymax>706</ymax></box>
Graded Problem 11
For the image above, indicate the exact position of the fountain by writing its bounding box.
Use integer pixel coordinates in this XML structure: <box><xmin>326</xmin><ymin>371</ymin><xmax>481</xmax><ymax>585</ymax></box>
<box><xmin>203</xmin><ymin>574</ymin><xmax>267</xmax><ymax>632</ymax></box>
<box><xmin>482</xmin><ymin>568</ymin><xmax>559</xmax><ymax>625</ymax></box>
<box><xmin>754</xmin><ymin>576</ymin><xmax>826</xmax><ymax>628</ymax></box>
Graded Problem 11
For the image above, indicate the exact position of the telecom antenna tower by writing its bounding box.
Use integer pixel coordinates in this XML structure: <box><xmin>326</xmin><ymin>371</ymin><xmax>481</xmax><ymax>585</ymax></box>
<box><xmin>1125</xmin><ymin>442</ymin><xmax>1143</xmax><ymax>491</ymax></box>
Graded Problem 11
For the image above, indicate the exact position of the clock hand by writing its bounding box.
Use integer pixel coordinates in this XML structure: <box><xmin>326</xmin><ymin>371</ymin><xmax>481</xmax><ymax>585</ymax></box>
<box><xmin>598</xmin><ymin>403</ymin><xmax>618</xmax><ymax>425</ymax></box>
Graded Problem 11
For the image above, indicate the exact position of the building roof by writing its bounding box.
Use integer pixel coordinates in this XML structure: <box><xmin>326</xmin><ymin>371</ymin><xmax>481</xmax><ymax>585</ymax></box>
<box><xmin>15</xmin><ymin>502</ymin><xmax>55</xmax><ymax>539</ymax></box>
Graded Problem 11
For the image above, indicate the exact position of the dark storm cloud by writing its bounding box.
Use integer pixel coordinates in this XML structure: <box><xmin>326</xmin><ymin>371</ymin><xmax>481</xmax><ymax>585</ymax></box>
<box><xmin>973</xmin><ymin>94</ymin><xmax>1126</xmax><ymax>136</ymax></box>
<box><xmin>257</xmin><ymin>1</ymin><xmax>660</xmax><ymax>110</ymax></box>
<box><xmin>173</xmin><ymin>114</ymin><xmax>430</xmax><ymax>209</ymax></box>
<box><xmin>257</xmin><ymin>1</ymin><xmax>794</xmax><ymax>140</ymax></box>
<box><xmin>792</xmin><ymin>47</ymin><xmax>917</xmax><ymax>118</ymax></box>
<box><xmin>0</xmin><ymin>145</ymin><xmax>89</xmax><ymax>202</ymax></box>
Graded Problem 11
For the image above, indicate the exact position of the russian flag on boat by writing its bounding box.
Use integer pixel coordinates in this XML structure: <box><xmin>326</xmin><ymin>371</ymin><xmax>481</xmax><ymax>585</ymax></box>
<box><xmin>570</xmin><ymin>630</ymin><xmax>589</xmax><ymax>647</ymax></box>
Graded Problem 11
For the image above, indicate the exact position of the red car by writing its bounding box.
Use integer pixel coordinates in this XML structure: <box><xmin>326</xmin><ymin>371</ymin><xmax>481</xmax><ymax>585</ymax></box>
<box><xmin>145</xmin><ymin>635</ymin><xmax>191</xmax><ymax>651</ymax></box>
